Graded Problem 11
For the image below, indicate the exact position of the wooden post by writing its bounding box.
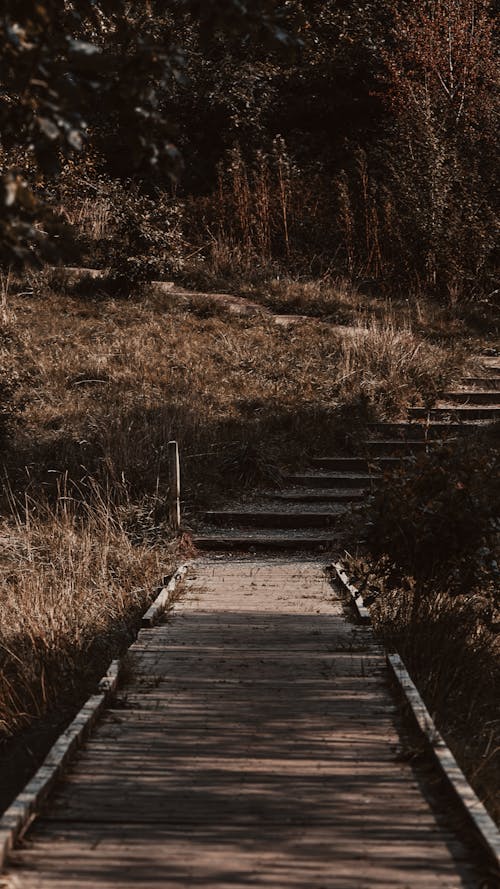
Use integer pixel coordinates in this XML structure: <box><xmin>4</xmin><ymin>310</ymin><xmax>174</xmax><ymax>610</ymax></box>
<box><xmin>168</xmin><ymin>440</ymin><xmax>181</xmax><ymax>533</ymax></box>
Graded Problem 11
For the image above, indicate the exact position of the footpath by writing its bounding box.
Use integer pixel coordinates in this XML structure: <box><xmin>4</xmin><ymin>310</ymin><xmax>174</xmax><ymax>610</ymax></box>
<box><xmin>5</xmin><ymin>559</ymin><xmax>483</xmax><ymax>888</ymax></box>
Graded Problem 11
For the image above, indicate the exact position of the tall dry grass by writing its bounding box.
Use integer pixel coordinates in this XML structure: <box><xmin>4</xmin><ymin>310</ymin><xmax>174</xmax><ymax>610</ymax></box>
<box><xmin>182</xmin><ymin>138</ymin><xmax>332</xmax><ymax>285</ymax></box>
<box><xmin>60</xmin><ymin>196</ymin><xmax>114</xmax><ymax>242</ymax></box>
<box><xmin>180</xmin><ymin>128</ymin><xmax>497</xmax><ymax>317</ymax></box>
<box><xmin>213</xmin><ymin>139</ymin><xmax>296</xmax><ymax>263</ymax></box>
<box><xmin>0</xmin><ymin>486</ymin><xmax>168</xmax><ymax>739</ymax></box>
<box><xmin>368</xmin><ymin>580</ymin><xmax>500</xmax><ymax>824</ymax></box>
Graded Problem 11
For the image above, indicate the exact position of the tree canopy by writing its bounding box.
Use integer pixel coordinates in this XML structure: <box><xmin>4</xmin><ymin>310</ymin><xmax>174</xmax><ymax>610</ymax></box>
<box><xmin>0</xmin><ymin>0</ymin><xmax>298</xmax><ymax>265</ymax></box>
<box><xmin>1</xmin><ymin>1</ymin><xmax>497</xmax><ymax>299</ymax></box>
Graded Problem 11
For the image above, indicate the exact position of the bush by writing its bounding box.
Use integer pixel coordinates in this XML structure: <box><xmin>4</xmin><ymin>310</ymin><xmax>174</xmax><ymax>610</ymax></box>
<box><xmin>364</xmin><ymin>432</ymin><xmax>500</xmax><ymax>604</ymax></box>
<box><xmin>352</xmin><ymin>428</ymin><xmax>500</xmax><ymax>825</ymax></box>
<box><xmin>56</xmin><ymin>171</ymin><xmax>187</xmax><ymax>286</ymax></box>
<box><xmin>0</xmin><ymin>319</ymin><xmax>29</xmax><ymax>447</ymax></box>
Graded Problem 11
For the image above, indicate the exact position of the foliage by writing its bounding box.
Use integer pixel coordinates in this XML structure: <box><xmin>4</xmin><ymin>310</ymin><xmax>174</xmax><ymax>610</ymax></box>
<box><xmin>173</xmin><ymin>0</ymin><xmax>498</xmax><ymax>304</ymax></box>
<box><xmin>0</xmin><ymin>0</ymin><xmax>297</xmax><ymax>265</ymax></box>
<box><xmin>364</xmin><ymin>434</ymin><xmax>500</xmax><ymax>604</ymax></box>
<box><xmin>1</xmin><ymin>1</ymin><xmax>497</xmax><ymax>301</ymax></box>
<box><xmin>56</xmin><ymin>172</ymin><xmax>187</xmax><ymax>290</ymax></box>
<box><xmin>380</xmin><ymin>0</ymin><xmax>499</xmax><ymax>295</ymax></box>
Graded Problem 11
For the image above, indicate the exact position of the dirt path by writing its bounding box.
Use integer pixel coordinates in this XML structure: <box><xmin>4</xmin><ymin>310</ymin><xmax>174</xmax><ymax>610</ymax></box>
<box><xmin>6</xmin><ymin>559</ymin><xmax>482</xmax><ymax>887</ymax></box>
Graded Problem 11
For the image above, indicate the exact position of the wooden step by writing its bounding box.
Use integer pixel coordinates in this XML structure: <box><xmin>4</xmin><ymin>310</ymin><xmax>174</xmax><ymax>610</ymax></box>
<box><xmin>442</xmin><ymin>390</ymin><xmax>500</xmax><ymax>404</ymax></box>
<box><xmin>408</xmin><ymin>405</ymin><xmax>500</xmax><ymax>421</ymax></box>
<box><xmin>480</xmin><ymin>355</ymin><xmax>500</xmax><ymax>368</ymax></box>
<box><xmin>370</xmin><ymin>456</ymin><xmax>407</xmax><ymax>469</ymax></box>
<box><xmin>193</xmin><ymin>530</ymin><xmax>340</xmax><ymax>550</ymax></box>
<box><xmin>460</xmin><ymin>377</ymin><xmax>500</xmax><ymax>389</ymax></box>
<box><xmin>203</xmin><ymin>510</ymin><xmax>342</xmax><ymax>529</ymax></box>
<box><xmin>311</xmin><ymin>457</ymin><xmax>369</xmax><ymax>471</ymax></box>
<box><xmin>283</xmin><ymin>472</ymin><xmax>375</xmax><ymax>489</ymax></box>
<box><xmin>312</xmin><ymin>456</ymin><xmax>408</xmax><ymax>472</ymax></box>
<box><xmin>364</xmin><ymin>439</ymin><xmax>434</xmax><ymax>455</ymax></box>
<box><xmin>369</xmin><ymin>422</ymin><xmax>491</xmax><ymax>439</ymax></box>
<box><xmin>263</xmin><ymin>489</ymin><xmax>366</xmax><ymax>503</ymax></box>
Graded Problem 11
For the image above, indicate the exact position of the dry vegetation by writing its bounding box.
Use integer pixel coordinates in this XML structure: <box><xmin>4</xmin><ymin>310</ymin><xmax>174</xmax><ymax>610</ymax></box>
<box><xmin>372</xmin><ymin>585</ymin><xmax>500</xmax><ymax>824</ymax></box>
<box><xmin>346</xmin><ymin>567</ymin><xmax>500</xmax><ymax>825</ymax></box>
<box><xmin>347</xmin><ymin>434</ymin><xmax>500</xmax><ymax>823</ymax></box>
<box><xmin>2</xmin><ymin>281</ymin><xmax>465</xmax><ymax>504</ymax></box>
<box><xmin>0</xmin><ymin>278</ymin><xmax>467</xmax><ymax>752</ymax></box>
<box><xmin>0</xmin><ymin>0</ymin><xmax>498</xmax><ymax>840</ymax></box>
<box><xmin>0</xmin><ymin>492</ymin><xmax>166</xmax><ymax>738</ymax></box>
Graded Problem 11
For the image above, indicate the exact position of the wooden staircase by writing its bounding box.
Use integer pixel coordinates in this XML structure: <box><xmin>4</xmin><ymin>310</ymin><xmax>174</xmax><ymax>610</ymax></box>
<box><xmin>193</xmin><ymin>355</ymin><xmax>500</xmax><ymax>552</ymax></box>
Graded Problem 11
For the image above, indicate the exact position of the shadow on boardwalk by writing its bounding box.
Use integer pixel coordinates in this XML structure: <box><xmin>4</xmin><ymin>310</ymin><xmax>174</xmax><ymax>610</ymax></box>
<box><xmin>7</xmin><ymin>561</ymin><xmax>484</xmax><ymax>888</ymax></box>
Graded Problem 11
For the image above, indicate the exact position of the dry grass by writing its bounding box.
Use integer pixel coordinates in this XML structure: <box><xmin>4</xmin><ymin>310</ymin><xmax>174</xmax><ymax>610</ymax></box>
<box><xmin>59</xmin><ymin>196</ymin><xmax>114</xmax><ymax>242</ymax></box>
<box><xmin>177</xmin><ymin>265</ymin><xmax>497</xmax><ymax>345</ymax></box>
<box><xmin>367</xmin><ymin>580</ymin><xmax>500</xmax><ymax>825</ymax></box>
<box><xmin>248</xmin><ymin>277</ymin><xmax>363</xmax><ymax>320</ymax></box>
<box><xmin>0</xmin><ymin>489</ymin><xmax>169</xmax><ymax>738</ymax></box>
<box><xmin>0</xmin><ymin>280</ymin><xmax>467</xmax><ymax>745</ymax></box>
<box><xmin>4</xmin><ymin>284</ymin><xmax>465</xmax><ymax>501</ymax></box>
<box><xmin>337</xmin><ymin>319</ymin><xmax>462</xmax><ymax>416</ymax></box>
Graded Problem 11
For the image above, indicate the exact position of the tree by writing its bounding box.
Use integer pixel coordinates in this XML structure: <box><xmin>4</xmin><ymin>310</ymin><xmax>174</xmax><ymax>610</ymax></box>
<box><xmin>0</xmin><ymin>0</ymin><xmax>296</xmax><ymax>266</ymax></box>
<box><xmin>381</xmin><ymin>0</ymin><xmax>498</xmax><ymax>293</ymax></box>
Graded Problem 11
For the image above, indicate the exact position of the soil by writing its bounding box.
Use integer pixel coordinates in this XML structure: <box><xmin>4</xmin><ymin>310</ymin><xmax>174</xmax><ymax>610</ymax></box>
<box><xmin>0</xmin><ymin>702</ymin><xmax>79</xmax><ymax>813</ymax></box>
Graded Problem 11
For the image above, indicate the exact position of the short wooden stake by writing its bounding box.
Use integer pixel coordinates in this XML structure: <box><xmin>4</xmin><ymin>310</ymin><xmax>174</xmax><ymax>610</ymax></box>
<box><xmin>168</xmin><ymin>440</ymin><xmax>181</xmax><ymax>532</ymax></box>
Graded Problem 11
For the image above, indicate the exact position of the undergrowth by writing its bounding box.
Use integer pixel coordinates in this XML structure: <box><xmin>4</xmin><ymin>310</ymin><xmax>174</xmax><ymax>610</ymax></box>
<box><xmin>0</xmin><ymin>488</ymin><xmax>170</xmax><ymax>739</ymax></box>
<box><xmin>1</xmin><ymin>286</ymin><xmax>466</xmax><ymax>511</ymax></box>
<box><xmin>348</xmin><ymin>433</ymin><xmax>500</xmax><ymax>823</ymax></box>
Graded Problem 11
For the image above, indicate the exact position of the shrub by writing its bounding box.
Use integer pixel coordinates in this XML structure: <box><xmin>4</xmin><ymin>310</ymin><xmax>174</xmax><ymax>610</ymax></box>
<box><xmin>56</xmin><ymin>172</ymin><xmax>187</xmax><ymax>286</ymax></box>
<box><xmin>364</xmin><ymin>433</ymin><xmax>500</xmax><ymax>604</ymax></box>
<box><xmin>0</xmin><ymin>309</ymin><xmax>30</xmax><ymax>446</ymax></box>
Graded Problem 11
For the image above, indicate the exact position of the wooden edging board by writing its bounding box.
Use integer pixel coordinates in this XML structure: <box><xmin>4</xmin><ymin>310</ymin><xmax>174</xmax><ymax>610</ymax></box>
<box><xmin>332</xmin><ymin>559</ymin><xmax>500</xmax><ymax>874</ymax></box>
<box><xmin>141</xmin><ymin>564</ymin><xmax>189</xmax><ymax>627</ymax></box>
<box><xmin>331</xmin><ymin>561</ymin><xmax>371</xmax><ymax>621</ymax></box>
<box><xmin>388</xmin><ymin>653</ymin><xmax>500</xmax><ymax>873</ymax></box>
<box><xmin>0</xmin><ymin>660</ymin><xmax>118</xmax><ymax>870</ymax></box>
<box><xmin>0</xmin><ymin>563</ymin><xmax>189</xmax><ymax>871</ymax></box>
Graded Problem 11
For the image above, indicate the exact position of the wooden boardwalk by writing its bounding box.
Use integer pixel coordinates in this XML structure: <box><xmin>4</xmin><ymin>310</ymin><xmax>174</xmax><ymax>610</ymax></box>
<box><xmin>6</xmin><ymin>559</ymin><xmax>482</xmax><ymax>887</ymax></box>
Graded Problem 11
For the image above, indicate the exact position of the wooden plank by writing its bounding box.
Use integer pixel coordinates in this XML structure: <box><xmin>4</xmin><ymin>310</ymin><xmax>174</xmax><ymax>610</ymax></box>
<box><xmin>203</xmin><ymin>510</ymin><xmax>342</xmax><ymax>528</ymax></box>
<box><xmin>3</xmin><ymin>560</ymin><xmax>485</xmax><ymax>887</ymax></box>
<box><xmin>388</xmin><ymin>653</ymin><xmax>500</xmax><ymax>873</ymax></box>
<box><xmin>141</xmin><ymin>564</ymin><xmax>189</xmax><ymax>628</ymax></box>
<box><xmin>332</xmin><ymin>561</ymin><xmax>371</xmax><ymax>621</ymax></box>
<box><xmin>8</xmin><ymin>823</ymin><xmax>477</xmax><ymax>889</ymax></box>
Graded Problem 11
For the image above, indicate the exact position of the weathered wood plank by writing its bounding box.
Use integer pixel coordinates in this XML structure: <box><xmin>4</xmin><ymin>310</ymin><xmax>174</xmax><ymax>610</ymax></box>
<box><xmin>4</xmin><ymin>559</ymin><xmax>484</xmax><ymax>887</ymax></box>
<box><xmin>9</xmin><ymin>823</ymin><xmax>476</xmax><ymax>889</ymax></box>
